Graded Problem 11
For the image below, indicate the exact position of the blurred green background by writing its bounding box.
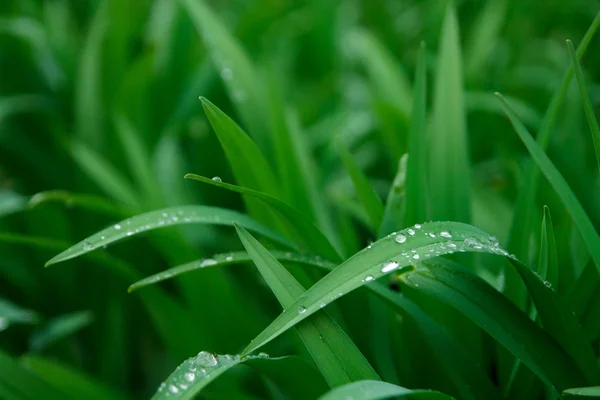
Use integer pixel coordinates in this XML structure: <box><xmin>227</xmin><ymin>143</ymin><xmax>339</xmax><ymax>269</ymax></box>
<box><xmin>1</xmin><ymin>0</ymin><xmax>600</xmax><ymax>398</ymax></box>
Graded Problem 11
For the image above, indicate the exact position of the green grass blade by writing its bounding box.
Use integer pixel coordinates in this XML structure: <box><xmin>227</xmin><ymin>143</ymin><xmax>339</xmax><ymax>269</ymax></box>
<box><xmin>317</xmin><ymin>380</ymin><xmax>455</xmax><ymax>400</ymax></box>
<box><xmin>241</xmin><ymin>221</ymin><xmax>510</xmax><ymax>356</ymax></box>
<box><xmin>113</xmin><ymin>115</ymin><xmax>161</xmax><ymax>206</ymax></box>
<box><xmin>429</xmin><ymin>4</ymin><xmax>470</xmax><ymax>223</ymax></box>
<box><xmin>336</xmin><ymin>141</ymin><xmax>384</xmax><ymax>231</ymax></box>
<box><xmin>0</xmin><ymin>298</ymin><xmax>39</xmax><ymax>330</ymax></box>
<box><xmin>185</xmin><ymin>173</ymin><xmax>340</xmax><ymax>260</ymax></box>
<box><xmin>235</xmin><ymin>224</ymin><xmax>379</xmax><ymax>386</ymax></box>
<box><xmin>0</xmin><ymin>350</ymin><xmax>66</xmax><ymax>400</ymax></box>
<box><xmin>563</xmin><ymin>387</ymin><xmax>600</xmax><ymax>397</ymax></box>
<box><xmin>28</xmin><ymin>191</ymin><xmax>128</xmax><ymax>217</ymax></box>
<box><xmin>70</xmin><ymin>141</ymin><xmax>139</xmax><ymax>207</ymax></box>
<box><xmin>403</xmin><ymin>262</ymin><xmax>588</xmax><ymax>392</ymax></box>
<box><xmin>45</xmin><ymin>205</ymin><xmax>294</xmax><ymax>266</ymax></box>
<box><xmin>151</xmin><ymin>352</ymin><xmax>327</xmax><ymax>400</ymax></box>
<box><xmin>128</xmin><ymin>250</ymin><xmax>336</xmax><ymax>292</ymax></box>
<box><xmin>180</xmin><ymin>0</ymin><xmax>269</xmax><ymax>150</ymax></box>
<box><xmin>496</xmin><ymin>94</ymin><xmax>600</xmax><ymax>274</ymax></box>
<box><xmin>403</xmin><ymin>42</ymin><xmax>428</xmax><ymax>228</ymax></box>
<box><xmin>378</xmin><ymin>155</ymin><xmax>407</xmax><ymax>237</ymax></box>
<box><xmin>538</xmin><ymin>206</ymin><xmax>558</xmax><ymax>287</ymax></box>
<box><xmin>0</xmin><ymin>190</ymin><xmax>27</xmax><ymax>218</ymax></box>
<box><xmin>29</xmin><ymin>311</ymin><xmax>93</xmax><ymax>352</ymax></box>
<box><xmin>22</xmin><ymin>356</ymin><xmax>129</xmax><ymax>400</ymax></box>
<box><xmin>566</xmin><ymin>39</ymin><xmax>600</xmax><ymax>172</ymax></box>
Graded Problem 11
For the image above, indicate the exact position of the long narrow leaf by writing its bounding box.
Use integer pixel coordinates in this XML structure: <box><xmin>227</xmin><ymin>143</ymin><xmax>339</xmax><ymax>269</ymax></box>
<box><xmin>317</xmin><ymin>380</ymin><xmax>455</xmax><ymax>400</ymax></box>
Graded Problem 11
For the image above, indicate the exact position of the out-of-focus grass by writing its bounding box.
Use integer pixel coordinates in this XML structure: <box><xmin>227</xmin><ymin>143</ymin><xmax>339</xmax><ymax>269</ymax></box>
<box><xmin>1</xmin><ymin>0</ymin><xmax>600</xmax><ymax>399</ymax></box>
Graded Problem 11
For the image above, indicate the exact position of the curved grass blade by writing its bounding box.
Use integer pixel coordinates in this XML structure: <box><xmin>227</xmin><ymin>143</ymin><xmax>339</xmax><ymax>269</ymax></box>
<box><xmin>566</xmin><ymin>39</ymin><xmax>600</xmax><ymax>172</ymax></box>
<box><xmin>0</xmin><ymin>350</ymin><xmax>66</xmax><ymax>400</ymax></box>
<box><xmin>402</xmin><ymin>42</ymin><xmax>428</xmax><ymax>228</ymax></box>
<box><xmin>22</xmin><ymin>356</ymin><xmax>129</xmax><ymax>400</ymax></box>
<box><xmin>129</xmin><ymin>250</ymin><xmax>336</xmax><ymax>293</ymax></box>
<box><xmin>563</xmin><ymin>387</ymin><xmax>600</xmax><ymax>397</ymax></box>
<box><xmin>185</xmin><ymin>173</ymin><xmax>340</xmax><ymax>260</ymax></box>
<box><xmin>0</xmin><ymin>190</ymin><xmax>26</xmax><ymax>218</ymax></box>
<box><xmin>235</xmin><ymin>224</ymin><xmax>379</xmax><ymax>387</ymax></box>
<box><xmin>241</xmin><ymin>221</ymin><xmax>510</xmax><ymax>356</ymax></box>
<box><xmin>496</xmin><ymin>94</ymin><xmax>600</xmax><ymax>273</ymax></box>
<box><xmin>0</xmin><ymin>299</ymin><xmax>40</xmax><ymax>331</ymax></box>
<box><xmin>45</xmin><ymin>205</ymin><xmax>293</xmax><ymax>266</ymax></box>
<box><xmin>317</xmin><ymin>380</ymin><xmax>455</xmax><ymax>400</ymax></box>
<box><xmin>538</xmin><ymin>206</ymin><xmax>558</xmax><ymax>287</ymax></box>
<box><xmin>152</xmin><ymin>352</ymin><xmax>327</xmax><ymax>400</ymax></box>
<box><xmin>336</xmin><ymin>141</ymin><xmax>384</xmax><ymax>231</ymax></box>
<box><xmin>70</xmin><ymin>141</ymin><xmax>139</xmax><ymax>206</ymax></box>
<box><xmin>402</xmin><ymin>262</ymin><xmax>588</xmax><ymax>392</ymax></box>
<box><xmin>28</xmin><ymin>190</ymin><xmax>128</xmax><ymax>217</ymax></box>
<box><xmin>429</xmin><ymin>4</ymin><xmax>470</xmax><ymax>223</ymax></box>
<box><xmin>30</xmin><ymin>311</ymin><xmax>93</xmax><ymax>352</ymax></box>
<box><xmin>130</xmin><ymin>248</ymin><xmax>501</xmax><ymax>400</ymax></box>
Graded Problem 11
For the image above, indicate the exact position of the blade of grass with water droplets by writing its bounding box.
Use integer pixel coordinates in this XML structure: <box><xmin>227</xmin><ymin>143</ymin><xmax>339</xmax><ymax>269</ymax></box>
<box><xmin>402</xmin><ymin>262</ymin><xmax>588</xmax><ymax>392</ymax></box>
<box><xmin>566</xmin><ymin>39</ymin><xmax>600</xmax><ymax>172</ymax></box>
<box><xmin>402</xmin><ymin>42</ymin><xmax>428</xmax><ymax>228</ymax></box>
<box><xmin>336</xmin><ymin>141</ymin><xmax>384</xmax><ymax>232</ymax></box>
<box><xmin>152</xmin><ymin>352</ymin><xmax>327</xmax><ymax>400</ymax></box>
<box><xmin>496</xmin><ymin>94</ymin><xmax>600</xmax><ymax>274</ymax></box>
<box><xmin>21</xmin><ymin>356</ymin><xmax>129</xmax><ymax>400</ymax></box>
<box><xmin>563</xmin><ymin>387</ymin><xmax>600</xmax><ymax>397</ymax></box>
<box><xmin>128</xmin><ymin>250</ymin><xmax>336</xmax><ymax>292</ymax></box>
<box><xmin>241</xmin><ymin>222</ymin><xmax>510</xmax><ymax>356</ymax></box>
<box><xmin>317</xmin><ymin>380</ymin><xmax>455</xmax><ymax>400</ymax></box>
<box><xmin>70</xmin><ymin>141</ymin><xmax>139</xmax><ymax>207</ymax></box>
<box><xmin>28</xmin><ymin>190</ymin><xmax>129</xmax><ymax>217</ymax></box>
<box><xmin>235</xmin><ymin>224</ymin><xmax>379</xmax><ymax>386</ymax></box>
<box><xmin>180</xmin><ymin>0</ymin><xmax>269</xmax><ymax>150</ymax></box>
<box><xmin>185</xmin><ymin>173</ymin><xmax>340</xmax><ymax>261</ymax></box>
<box><xmin>429</xmin><ymin>4</ymin><xmax>470</xmax><ymax>223</ymax></box>
<box><xmin>45</xmin><ymin>205</ymin><xmax>293</xmax><ymax>266</ymax></box>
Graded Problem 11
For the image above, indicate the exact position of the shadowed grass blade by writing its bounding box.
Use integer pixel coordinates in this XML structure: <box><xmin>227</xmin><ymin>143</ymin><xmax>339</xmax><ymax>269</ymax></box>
<box><xmin>538</xmin><ymin>206</ymin><xmax>558</xmax><ymax>287</ymax></box>
<box><xmin>318</xmin><ymin>380</ymin><xmax>455</xmax><ymax>400</ymax></box>
<box><xmin>152</xmin><ymin>352</ymin><xmax>327</xmax><ymax>400</ymax></box>
<box><xmin>241</xmin><ymin>221</ymin><xmax>510</xmax><ymax>356</ymax></box>
<box><xmin>28</xmin><ymin>191</ymin><xmax>129</xmax><ymax>217</ymax></box>
<box><xmin>45</xmin><ymin>205</ymin><xmax>293</xmax><ymax>266</ymax></box>
<box><xmin>0</xmin><ymin>350</ymin><xmax>66</xmax><ymax>400</ymax></box>
<box><xmin>235</xmin><ymin>224</ymin><xmax>379</xmax><ymax>386</ymax></box>
<box><xmin>185</xmin><ymin>173</ymin><xmax>340</xmax><ymax>260</ymax></box>
<box><xmin>563</xmin><ymin>387</ymin><xmax>600</xmax><ymax>397</ymax></box>
<box><xmin>29</xmin><ymin>311</ymin><xmax>93</xmax><ymax>352</ymax></box>
<box><xmin>566</xmin><ymin>39</ymin><xmax>600</xmax><ymax>172</ymax></box>
<box><xmin>496</xmin><ymin>94</ymin><xmax>600</xmax><ymax>274</ymax></box>
<box><xmin>336</xmin><ymin>141</ymin><xmax>384</xmax><ymax>231</ymax></box>
<box><xmin>429</xmin><ymin>4</ymin><xmax>470</xmax><ymax>223</ymax></box>
<box><xmin>402</xmin><ymin>262</ymin><xmax>588</xmax><ymax>392</ymax></box>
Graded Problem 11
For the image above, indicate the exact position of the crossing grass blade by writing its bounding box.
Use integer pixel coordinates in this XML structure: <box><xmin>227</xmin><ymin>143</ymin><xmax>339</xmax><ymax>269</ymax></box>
<box><xmin>428</xmin><ymin>4</ymin><xmax>470</xmax><ymax>223</ymax></box>
<box><xmin>538</xmin><ymin>206</ymin><xmax>558</xmax><ymax>287</ymax></box>
<box><xmin>184</xmin><ymin>173</ymin><xmax>340</xmax><ymax>260</ymax></box>
<box><xmin>317</xmin><ymin>380</ymin><xmax>456</xmax><ymax>400</ymax></box>
<box><xmin>336</xmin><ymin>141</ymin><xmax>384</xmax><ymax>232</ymax></box>
<box><xmin>401</xmin><ymin>261</ymin><xmax>589</xmax><ymax>392</ymax></box>
<box><xmin>235</xmin><ymin>224</ymin><xmax>379</xmax><ymax>386</ymax></box>
<box><xmin>496</xmin><ymin>94</ymin><xmax>600</xmax><ymax>274</ymax></box>
<box><xmin>30</xmin><ymin>311</ymin><xmax>94</xmax><ymax>352</ymax></box>
<box><xmin>44</xmin><ymin>205</ymin><xmax>293</xmax><ymax>266</ymax></box>
<box><xmin>28</xmin><ymin>191</ymin><xmax>129</xmax><ymax>217</ymax></box>
<box><xmin>151</xmin><ymin>352</ymin><xmax>328</xmax><ymax>400</ymax></box>
<box><xmin>378</xmin><ymin>155</ymin><xmax>407</xmax><ymax>237</ymax></box>
<box><xmin>566</xmin><ymin>39</ymin><xmax>600</xmax><ymax>172</ymax></box>
<box><xmin>241</xmin><ymin>221</ymin><xmax>511</xmax><ymax>356</ymax></box>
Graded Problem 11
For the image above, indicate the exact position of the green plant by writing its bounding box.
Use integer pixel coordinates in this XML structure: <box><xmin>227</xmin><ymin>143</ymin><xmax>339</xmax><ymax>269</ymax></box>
<box><xmin>2</xmin><ymin>0</ymin><xmax>600</xmax><ymax>399</ymax></box>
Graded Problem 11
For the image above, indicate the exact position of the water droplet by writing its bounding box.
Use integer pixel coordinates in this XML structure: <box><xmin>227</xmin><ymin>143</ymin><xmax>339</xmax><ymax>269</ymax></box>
<box><xmin>440</xmin><ymin>231</ymin><xmax>452</xmax><ymax>238</ymax></box>
<box><xmin>414</xmin><ymin>224</ymin><xmax>422</xmax><ymax>229</ymax></box>
<box><xmin>225</xmin><ymin>256</ymin><xmax>233</xmax><ymax>262</ymax></box>
<box><xmin>126</xmin><ymin>231</ymin><xmax>134</xmax><ymax>236</ymax></box>
<box><xmin>184</xmin><ymin>372</ymin><xmax>195</xmax><ymax>382</ymax></box>
<box><xmin>544</xmin><ymin>281</ymin><xmax>553</xmax><ymax>289</ymax></box>
<box><xmin>407</xmin><ymin>228</ymin><xmax>415</xmax><ymax>236</ymax></box>
<box><xmin>395</xmin><ymin>234</ymin><xmax>407</xmax><ymax>243</ymax></box>
<box><xmin>427</xmin><ymin>232</ymin><xmax>436</xmax><ymax>238</ymax></box>
<box><xmin>220</xmin><ymin>68</ymin><xmax>233</xmax><ymax>81</ymax></box>
<box><xmin>363</xmin><ymin>275</ymin><xmax>374</xmax><ymax>282</ymax></box>
<box><xmin>211</xmin><ymin>176</ymin><xmax>222</xmax><ymax>182</ymax></box>
<box><xmin>162</xmin><ymin>212</ymin><xmax>169</xmax><ymax>218</ymax></box>
<box><xmin>100</xmin><ymin>235</ymin><xmax>106</xmax><ymax>240</ymax></box>
<box><xmin>448</xmin><ymin>243</ymin><xmax>457</xmax><ymax>249</ymax></box>
<box><xmin>464</xmin><ymin>237</ymin><xmax>483</xmax><ymax>249</ymax></box>
<box><xmin>194</xmin><ymin>351</ymin><xmax>218</xmax><ymax>367</ymax></box>
<box><xmin>200</xmin><ymin>259</ymin><xmax>217</xmax><ymax>267</ymax></box>
<box><xmin>257</xmin><ymin>352</ymin><xmax>269</xmax><ymax>358</ymax></box>
<box><xmin>114</xmin><ymin>224</ymin><xmax>121</xmax><ymax>230</ymax></box>
<box><xmin>168</xmin><ymin>385</ymin><xmax>179</xmax><ymax>394</ymax></box>
<box><xmin>83</xmin><ymin>241</ymin><xmax>93</xmax><ymax>251</ymax></box>
<box><xmin>381</xmin><ymin>261</ymin><xmax>399</xmax><ymax>273</ymax></box>
<box><xmin>297</xmin><ymin>306</ymin><xmax>307</xmax><ymax>314</ymax></box>
<box><xmin>412</xmin><ymin>254</ymin><xmax>420</xmax><ymax>260</ymax></box>
<box><xmin>319</xmin><ymin>302</ymin><xmax>326</xmax><ymax>308</ymax></box>
<box><xmin>172</xmin><ymin>215</ymin><xmax>179</xmax><ymax>222</ymax></box>
<box><xmin>179</xmin><ymin>383</ymin><xmax>188</xmax><ymax>390</ymax></box>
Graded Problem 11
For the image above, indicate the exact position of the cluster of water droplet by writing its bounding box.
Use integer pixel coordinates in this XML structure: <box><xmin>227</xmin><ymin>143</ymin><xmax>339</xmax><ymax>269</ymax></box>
<box><xmin>156</xmin><ymin>350</ymin><xmax>270</xmax><ymax>397</ymax></box>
